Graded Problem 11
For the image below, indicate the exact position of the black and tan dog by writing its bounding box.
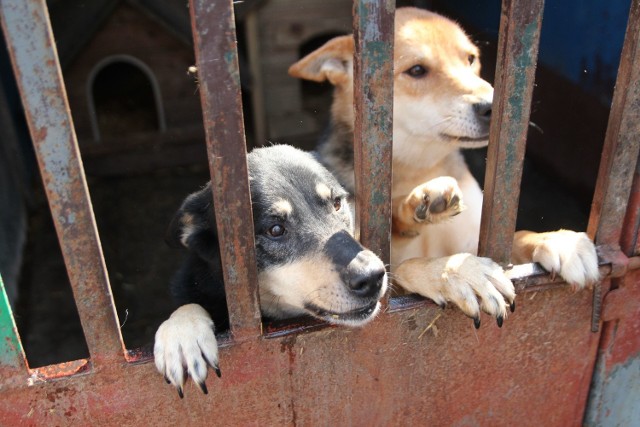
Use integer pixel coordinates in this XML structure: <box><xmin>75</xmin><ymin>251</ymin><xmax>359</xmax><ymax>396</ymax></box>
<box><xmin>289</xmin><ymin>7</ymin><xmax>599</xmax><ymax>324</ymax></box>
<box><xmin>154</xmin><ymin>145</ymin><xmax>387</xmax><ymax>397</ymax></box>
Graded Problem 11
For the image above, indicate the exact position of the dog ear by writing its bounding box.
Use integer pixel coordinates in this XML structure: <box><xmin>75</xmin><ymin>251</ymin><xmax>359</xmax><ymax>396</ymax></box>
<box><xmin>288</xmin><ymin>35</ymin><xmax>354</xmax><ymax>86</ymax></box>
<box><xmin>165</xmin><ymin>183</ymin><xmax>219</xmax><ymax>261</ymax></box>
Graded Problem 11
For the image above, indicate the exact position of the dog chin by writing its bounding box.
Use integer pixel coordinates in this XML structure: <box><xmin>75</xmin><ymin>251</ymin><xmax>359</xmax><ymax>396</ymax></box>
<box><xmin>304</xmin><ymin>301</ymin><xmax>381</xmax><ymax>327</ymax></box>
<box><xmin>440</xmin><ymin>133</ymin><xmax>489</xmax><ymax>149</ymax></box>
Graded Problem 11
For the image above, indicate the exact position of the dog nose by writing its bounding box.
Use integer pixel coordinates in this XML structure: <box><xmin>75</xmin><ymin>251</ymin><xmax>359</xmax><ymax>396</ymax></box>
<box><xmin>473</xmin><ymin>101</ymin><xmax>492</xmax><ymax>123</ymax></box>
<box><xmin>349</xmin><ymin>268</ymin><xmax>385</xmax><ymax>298</ymax></box>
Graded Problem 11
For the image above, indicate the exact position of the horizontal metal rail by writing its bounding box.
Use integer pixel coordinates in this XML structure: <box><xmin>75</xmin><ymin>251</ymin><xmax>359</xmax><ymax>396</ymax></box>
<box><xmin>478</xmin><ymin>0</ymin><xmax>545</xmax><ymax>264</ymax></box>
<box><xmin>0</xmin><ymin>0</ymin><xmax>124</xmax><ymax>367</ymax></box>
<box><xmin>352</xmin><ymin>0</ymin><xmax>394</xmax><ymax>264</ymax></box>
<box><xmin>189</xmin><ymin>0</ymin><xmax>262</xmax><ymax>340</ymax></box>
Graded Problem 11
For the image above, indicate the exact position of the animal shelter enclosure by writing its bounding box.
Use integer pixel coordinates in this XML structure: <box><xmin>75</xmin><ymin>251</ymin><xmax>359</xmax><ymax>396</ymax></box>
<box><xmin>1</xmin><ymin>0</ymin><xmax>639</xmax><ymax>425</ymax></box>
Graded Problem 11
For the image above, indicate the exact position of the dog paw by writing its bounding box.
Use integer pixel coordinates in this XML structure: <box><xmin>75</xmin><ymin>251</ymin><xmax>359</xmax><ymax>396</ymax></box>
<box><xmin>529</xmin><ymin>230</ymin><xmax>600</xmax><ymax>290</ymax></box>
<box><xmin>395</xmin><ymin>253</ymin><xmax>516</xmax><ymax>328</ymax></box>
<box><xmin>154</xmin><ymin>304</ymin><xmax>221</xmax><ymax>398</ymax></box>
<box><xmin>406</xmin><ymin>177</ymin><xmax>465</xmax><ymax>224</ymax></box>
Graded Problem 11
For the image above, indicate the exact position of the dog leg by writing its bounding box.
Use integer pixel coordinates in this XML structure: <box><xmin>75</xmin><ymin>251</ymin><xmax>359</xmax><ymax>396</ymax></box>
<box><xmin>393</xmin><ymin>176</ymin><xmax>466</xmax><ymax>237</ymax></box>
<box><xmin>513</xmin><ymin>230</ymin><xmax>600</xmax><ymax>290</ymax></box>
<box><xmin>394</xmin><ymin>253</ymin><xmax>516</xmax><ymax>328</ymax></box>
<box><xmin>154</xmin><ymin>304</ymin><xmax>221</xmax><ymax>398</ymax></box>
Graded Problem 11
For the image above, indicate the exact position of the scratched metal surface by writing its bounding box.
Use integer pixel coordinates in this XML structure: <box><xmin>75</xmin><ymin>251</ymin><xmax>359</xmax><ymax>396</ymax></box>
<box><xmin>0</xmin><ymin>0</ymin><xmax>124</xmax><ymax>366</ymax></box>
<box><xmin>478</xmin><ymin>0</ymin><xmax>545</xmax><ymax>264</ymax></box>
<box><xmin>352</xmin><ymin>0</ymin><xmax>394</xmax><ymax>264</ymax></box>
<box><xmin>0</xmin><ymin>286</ymin><xmax>601</xmax><ymax>426</ymax></box>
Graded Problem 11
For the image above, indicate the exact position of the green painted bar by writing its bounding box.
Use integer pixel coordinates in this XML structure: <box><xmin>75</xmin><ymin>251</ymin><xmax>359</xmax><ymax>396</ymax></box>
<box><xmin>0</xmin><ymin>275</ymin><xmax>26</xmax><ymax>370</ymax></box>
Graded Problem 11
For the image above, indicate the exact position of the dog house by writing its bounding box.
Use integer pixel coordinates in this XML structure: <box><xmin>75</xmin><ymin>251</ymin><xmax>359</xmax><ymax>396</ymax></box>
<box><xmin>0</xmin><ymin>0</ymin><xmax>639</xmax><ymax>425</ymax></box>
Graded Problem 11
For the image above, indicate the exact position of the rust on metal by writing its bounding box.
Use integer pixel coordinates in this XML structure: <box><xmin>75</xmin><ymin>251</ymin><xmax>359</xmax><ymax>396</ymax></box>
<box><xmin>29</xmin><ymin>359</ymin><xmax>91</xmax><ymax>382</ymax></box>
<box><xmin>585</xmin><ymin>0</ymin><xmax>640</xmax><ymax>332</ymax></box>
<box><xmin>0</xmin><ymin>291</ymin><xmax>602</xmax><ymax>425</ymax></box>
<box><xmin>585</xmin><ymin>268</ymin><xmax>640</xmax><ymax>425</ymax></box>
<box><xmin>0</xmin><ymin>0</ymin><xmax>124</xmax><ymax>365</ymax></box>
<box><xmin>352</xmin><ymin>0</ymin><xmax>394</xmax><ymax>264</ymax></box>
<box><xmin>588</xmin><ymin>2</ymin><xmax>640</xmax><ymax>245</ymax></box>
<box><xmin>621</xmin><ymin>155</ymin><xmax>640</xmax><ymax>255</ymax></box>
<box><xmin>587</xmin><ymin>0</ymin><xmax>640</xmax><ymax>247</ymax></box>
<box><xmin>189</xmin><ymin>0</ymin><xmax>261</xmax><ymax>339</ymax></box>
<box><xmin>478</xmin><ymin>0</ymin><xmax>545</xmax><ymax>264</ymax></box>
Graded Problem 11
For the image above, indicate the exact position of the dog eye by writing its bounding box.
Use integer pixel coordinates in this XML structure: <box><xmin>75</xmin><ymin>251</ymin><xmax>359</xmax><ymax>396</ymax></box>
<box><xmin>333</xmin><ymin>197</ymin><xmax>342</xmax><ymax>211</ymax></box>
<box><xmin>468</xmin><ymin>54</ymin><xmax>476</xmax><ymax>65</ymax></box>
<box><xmin>405</xmin><ymin>65</ymin><xmax>427</xmax><ymax>78</ymax></box>
<box><xmin>266</xmin><ymin>224</ymin><xmax>286</xmax><ymax>238</ymax></box>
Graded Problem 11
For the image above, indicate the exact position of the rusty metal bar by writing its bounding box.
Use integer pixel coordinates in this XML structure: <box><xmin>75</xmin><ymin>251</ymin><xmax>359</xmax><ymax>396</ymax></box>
<box><xmin>352</xmin><ymin>0</ymin><xmax>395</xmax><ymax>264</ymax></box>
<box><xmin>0</xmin><ymin>0</ymin><xmax>124</xmax><ymax>365</ymax></box>
<box><xmin>587</xmin><ymin>0</ymin><xmax>640</xmax><ymax>249</ymax></box>
<box><xmin>621</xmin><ymin>156</ymin><xmax>640</xmax><ymax>255</ymax></box>
<box><xmin>478</xmin><ymin>0</ymin><xmax>545</xmax><ymax>264</ymax></box>
<box><xmin>189</xmin><ymin>0</ymin><xmax>261</xmax><ymax>339</ymax></box>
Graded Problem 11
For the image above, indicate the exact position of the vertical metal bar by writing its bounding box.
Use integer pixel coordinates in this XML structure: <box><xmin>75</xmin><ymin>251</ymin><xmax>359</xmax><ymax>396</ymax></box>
<box><xmin>586</xmin><ymin>0</ymin><xmax>640</xmax><ymax>333</ymax></box>
<box><xmin>585</xmin><ymin>0</ymin><xmax>640</xmax><ymax>405</ymax></box>
<box><xmin>189</xmin><ymin>0</ymin><xmax>261</xmax><ymax>339</ymax></box>
<box><xmin>478</xmin><ymin>0</ymin><xmax>545</xmax><ymax>264</ymax></box>
<box><xmin>621</xmin><ymin>155</ymin><xmax>640</xmax><ymax>256</ymax></box>
<box><xmin>0</xmin><ymin>275</ymin><xmax>28</xmax><ymax>376</ymax></box>
<box><xmin>0</xmin><ymin>0</ymin><xmax>124</xmax><ymax>365</ymax></box>
<box><xmin>587</xmin><ymin>0</ymin><xmax>640</xmax><ymax>248</ymax></box>
<box><xmin>352</xmin><ymin>0</ymin><xmax>395</xmax><ymax>264</ymax></box>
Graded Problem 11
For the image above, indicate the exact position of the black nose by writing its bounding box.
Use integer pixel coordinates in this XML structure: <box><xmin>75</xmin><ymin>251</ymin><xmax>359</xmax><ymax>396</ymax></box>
<box><xmin>348</xmin><ymin>268</ymin><xmax>385</xmax><ymax>298</ymax></box>
<box><xmin>473</xmin><ymin>101</ymin><xmax>492</xmax><ymax>123</ymax></box>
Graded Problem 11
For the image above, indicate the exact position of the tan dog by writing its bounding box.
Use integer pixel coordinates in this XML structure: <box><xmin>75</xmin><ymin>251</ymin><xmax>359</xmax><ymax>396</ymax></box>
<box><xmin>289</xmin><ymin>7</ymin><xmax>599</xmax><ymax>327</ymax></box>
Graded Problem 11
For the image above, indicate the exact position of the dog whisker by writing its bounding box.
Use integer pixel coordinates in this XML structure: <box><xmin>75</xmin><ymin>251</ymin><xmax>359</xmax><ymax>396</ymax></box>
<box><xmin>529</xmin><ymin>121</ymin><xmax>544</xmax><ymax>134</ymax></box>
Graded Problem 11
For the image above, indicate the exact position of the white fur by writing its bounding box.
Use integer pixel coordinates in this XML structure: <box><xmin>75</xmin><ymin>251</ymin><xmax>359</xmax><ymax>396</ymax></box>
<box><xmin>154</xmin><ymin>304</ymin><xmax>219</xmax><ymax>395</ymax></box>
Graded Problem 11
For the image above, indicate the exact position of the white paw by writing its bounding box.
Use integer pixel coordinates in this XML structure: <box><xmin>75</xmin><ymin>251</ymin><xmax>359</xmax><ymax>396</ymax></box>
<box><xmin>154</xmin><ymin>304</ymin><xmax>220</xmax><ymax>398</ymax></box>
<box><xmin>395</xmin><ymin>253</ymin><xmax>516</xmax><ymax>328</ymax></box>
<box><xmin>531</xmin><ymin>230</ymin><xmax>600</xmax><ymax>290</ymax></box>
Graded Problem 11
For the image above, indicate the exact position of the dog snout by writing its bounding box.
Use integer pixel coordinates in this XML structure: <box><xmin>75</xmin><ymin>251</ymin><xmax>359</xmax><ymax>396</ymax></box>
<box><xmin>323</xmin><ymin>231</ymin><xmax>387</xmax><ymax>298</ymax></box>
<box><xmin>472</xmin><ymin>101</ymin><xmax>492</xmax><ymax>124</ymax></box>
<box><xmin>347</xmin><ymin>264</ymin><xmax>386</xmax><ymax>298</ymax></box>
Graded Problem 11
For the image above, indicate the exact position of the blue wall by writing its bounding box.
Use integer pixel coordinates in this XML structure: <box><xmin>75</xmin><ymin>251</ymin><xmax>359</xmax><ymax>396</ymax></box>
<box><xmin>438</xmin><ymin>0</ymin><xmax>631</xmax><ymax>104</ymax></box>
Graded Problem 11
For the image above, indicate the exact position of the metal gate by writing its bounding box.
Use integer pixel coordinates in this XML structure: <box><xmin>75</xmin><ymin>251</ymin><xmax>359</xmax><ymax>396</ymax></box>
<box><xmin>0</xmin><ymin>0</ymin><xmax>639</xmax><ymax>425</ymax></box>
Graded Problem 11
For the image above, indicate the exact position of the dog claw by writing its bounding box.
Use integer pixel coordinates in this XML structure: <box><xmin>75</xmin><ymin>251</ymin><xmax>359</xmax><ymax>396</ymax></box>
<box><xmin>438</xmin><ymin>301</ymin><xmax>447</xmax><ymax>310</ymax></box>
<box><xmin>177</xmin><ymin>386</ymin><xmax>184</xmax><ymax>399</ymax></box>
<box><xmin>164</xmin><ymin>375</ymin><xmax>171</xmax><ymax>385</ymax></box>
<box><xmin>497</xmin><ymin>315</ymin><xmax>504</xmax><ymax>328</ymax></box>
<box><xmin>197</xmin><ymin>381</ymin><xmax>208</xmax><ymax>395</ymax></box>
<box><xmin>473</xmin><ymin>317</ymin><xmax>481</xmax><ymax>329</ymax></box>
<box><xmin>510</xmin><ymin>301</ymin><xmax>516</xmax><ymax>313</ymax></box>
<box><xmin>214</xmin><ymin>366</ymin><xmax>222</xmax><ymax>378</ymax></box>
